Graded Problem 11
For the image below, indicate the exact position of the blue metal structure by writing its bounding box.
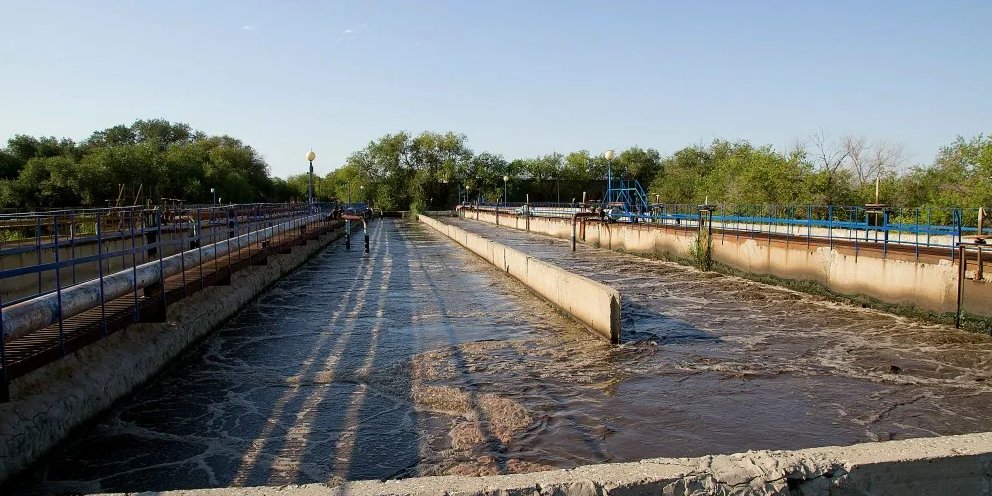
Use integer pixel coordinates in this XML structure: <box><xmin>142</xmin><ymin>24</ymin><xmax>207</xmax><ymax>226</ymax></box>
<box><xmin>604</xmin><ymin>159</ymin><xmax>651</xmax><ymax>216</ymax></box>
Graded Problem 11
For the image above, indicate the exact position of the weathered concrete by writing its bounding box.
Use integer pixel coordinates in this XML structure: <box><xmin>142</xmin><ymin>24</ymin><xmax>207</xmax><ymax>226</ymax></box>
<box><xmin>466</xmin><ymin>209</ymin><xmax>992</xmax><ymax>318</ymax></box>
<box><xmin>0</xmin><ymin>228</ymin><xmax>343</xmax><ymax>485</ymax></box>
<box><xmin>97</xmin><ymin>432</ymin><xmax>992</xmax><ymax>495</ymax></box>
<box><xmin>419</xmin><ymin>214</ymin><xmax>620</xmax><ymax>343</ymax></box>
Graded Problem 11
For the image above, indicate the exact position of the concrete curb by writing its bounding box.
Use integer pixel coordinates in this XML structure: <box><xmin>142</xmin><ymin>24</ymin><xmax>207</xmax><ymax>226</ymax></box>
<box><xmin>104</xmin><ymin>432</ymin><xmax>992</xmax><ymax>495</ymax></box>
<box><xmin>418</xmin><ymin>214</ymin><xmax>621</xmax><ymax>343</ymax></box>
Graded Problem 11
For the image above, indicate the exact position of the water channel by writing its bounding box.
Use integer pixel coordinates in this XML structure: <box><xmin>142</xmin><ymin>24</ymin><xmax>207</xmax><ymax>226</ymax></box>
<box><xmin>14</xmin><ymin>217</ymin><xmax>992</xmax><ymax>494</ymax></box>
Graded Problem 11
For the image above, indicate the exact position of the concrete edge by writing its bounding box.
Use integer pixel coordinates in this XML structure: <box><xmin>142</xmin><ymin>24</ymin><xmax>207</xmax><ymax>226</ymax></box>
<box><xmin>418</xmin><ymin>214</ymin><xmax>620</xmax><ymax>343</ymax></box>
<box><xmin>105</xmin><ymin>432</ymin><xmax>992</xmax><ymax>495</ymax></box>
<box><xmin>0</xmin><ymin>228</ymin><xmax>344</xmax><ymax>485</ymax></box>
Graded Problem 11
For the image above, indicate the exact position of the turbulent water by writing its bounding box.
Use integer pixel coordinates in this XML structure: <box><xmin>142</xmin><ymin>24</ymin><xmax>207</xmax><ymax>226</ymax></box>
<box><xmin>14</xmin><ymin>217</ymin><xmax>992</xmax><ymax>494</ymax></box>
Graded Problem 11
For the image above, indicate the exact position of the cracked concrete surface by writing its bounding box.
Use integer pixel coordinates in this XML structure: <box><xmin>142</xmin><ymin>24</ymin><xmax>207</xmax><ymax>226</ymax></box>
<box><xmin>0</xmin><ymin>229</ymin><xmax>343</xmax><ymax>485</ymax></box>
<box><xmin>100</xmin><ymin>432</ymin><xmax>992</xmax><ymax>495</ymax></box>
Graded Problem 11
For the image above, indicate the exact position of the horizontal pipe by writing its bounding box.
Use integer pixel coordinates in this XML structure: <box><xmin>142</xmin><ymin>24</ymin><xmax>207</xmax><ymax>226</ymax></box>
<box><xmin>2</xmin><ymin>214</ymin><xmax>323</xmax><ymax>345</ymax></box>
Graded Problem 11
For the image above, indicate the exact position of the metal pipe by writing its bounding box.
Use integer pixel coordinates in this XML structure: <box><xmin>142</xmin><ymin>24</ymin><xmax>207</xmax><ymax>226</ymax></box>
<box><xmin>572</xmin><ymin>212</ymin><xmax>599</xmax><ymax>252</ymax></box>
<box><xmin>1</xmin><ymin>213</ymin><xmax>322</xmax><ymax>344</ymax></box>
<box><xmin>956</xmin><ymin>244</ymin><xmax>966</xmax><ymax>328</ymax></box>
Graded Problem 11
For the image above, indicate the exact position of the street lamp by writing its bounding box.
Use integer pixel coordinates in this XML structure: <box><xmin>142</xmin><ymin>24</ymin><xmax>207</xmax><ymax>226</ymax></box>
<box><xmin>210</xmin><ymin>187</ymin><xmax>216</xmax><ymax>205</ymax></box>
<box><xmin>603</xmin><ymin>149</ymin><xmax>615</xmax><ymax>205</ymax></box>
<box><xmin>305</xmin><ymin>149</ymin><xmax>316</xmax><ymax>204</ymax></box>
<box><xmin>503</xmin><ymin>175</ymin><xmax>509</xmax><ymax>206</ymax></box>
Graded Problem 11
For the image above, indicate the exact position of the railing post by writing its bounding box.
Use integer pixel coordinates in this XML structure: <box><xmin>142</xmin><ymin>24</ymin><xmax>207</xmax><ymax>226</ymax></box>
<box><xmin>97</xmin><ymin>213</ymin><xmax>108</xmax><ymax>337</ymax></box>
<box><xmin>35</xmin><ymin>216</ymin><xmax>42</xmax><ymax>294</ymax></box>
<box><xmin>1</xmin><ymin>280</ymin><xmax>8</xmax><ymax>403</ymax></box>
<box><xmin>178</xmin><ymin>212</ymin><xmax>187</xmax><ymax>298</ymax></box>
<box><xmin>155</xmin><ymin>209</ymin><xmax>167</xmax><ymax>319</ymax></box>
<box><xmin>196</xmin><ymin>210</ymin><xmax>205</xmax><ymax>291</ymax></box>
<box><xmin>130</xmin><ymin>209</ymin><xmax>140</xmax><ymax>322</ymax></box>
<box><xmin>225</xmin><ymin>207</ymin><xmax>233</xmax><ymax>279</ymax></box>
<box><xmin>915</xmin><ymin>208</ymin><xmax>920</xmax><ymax>261</ymax></box>
<box><xmin>956</xmin><ymin>244</ymin><xmax>966</xmax><ymax>328</ymax></box>
<box><xmin>53</xmin><ymin>215</ymin><xmax>66</xmax><ymax>356</ymax></box>
<box><xmin>70</xmin><ymin>213</ymin><xmax>77</xmax><ymax>285</ymax></box>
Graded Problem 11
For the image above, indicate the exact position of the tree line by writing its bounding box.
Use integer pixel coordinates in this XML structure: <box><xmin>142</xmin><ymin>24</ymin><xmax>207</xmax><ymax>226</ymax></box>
<box><xmin>0</xmin><ymin>119</ymin><xmax>296</xmax><ymax>209</ymax></box>
<box><xmin>304</xmin><ymin>130</ymin><xmax>990</xmax><ymax>212</ymax></box>
<box><xmin>2</xmin><ymin>120</ymin><xmax>989</xmax><ymax>212</ymax></box>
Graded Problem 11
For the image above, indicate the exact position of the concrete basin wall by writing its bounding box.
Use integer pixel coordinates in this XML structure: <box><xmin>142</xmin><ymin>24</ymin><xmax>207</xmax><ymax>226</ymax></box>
<box><xmin>419</xmin><ymin>215</ymin><xmax>620</xmax><ymax>343</ymax></box>
<box><xmin>0</xmin><ymin>228</ymin><xmax>344</xmax><ymax>485</ymax></box>
<box><xmin>100</xmin><ymin>431</ymin><xmax>992</xmax><ymax>495</ymax></box>
<box><xmin>466</xmin><ymin>209</ymin><xmax>992</xmax><ymax>317</ymax></box>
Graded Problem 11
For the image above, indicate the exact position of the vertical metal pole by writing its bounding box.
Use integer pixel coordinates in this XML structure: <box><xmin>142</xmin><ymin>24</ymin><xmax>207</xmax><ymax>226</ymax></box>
<box><xmin>526</xmin><ymin>194</ymin><xmax>530</xmax><ymax>231</ymax></box>
<box><xmin>0</xmin><ymin>291</ymin><xmax>7</xmax><ymax>402</ymax></box>
<box><xmin>0</xmin><ymin>223</ymin><xmax>6</xmax><ymax>401</ymax></box>
<box><xmin>572</xmin><ymin>218</ymin><xmax>577</xmax><ymax>252</ymax></box>
<box><xmin>245</xmin><ymin>206</ymin><xmax>252</xmax><ymax>263</ymax></box>
<box><xmin>179</xmin><ymin>212</ymin><xmax>187</xmax><ymax>297</ymax></box>
<box><xmin>53</xmin><ymin>215</ymin><xmax>66</xmax><ymax>356</ymax></box>
<box><xmin>827</xmin><ymin>206</ymin><xmax>833</xmax><ymax>249</ymax></box>
<box><xmin>883</xmin><ymin>210</ymin><xmax>889</xmax><ymax>257</ymax></box>
<box><xmin>197</xmin><ymin>210</ymin><xmax>204</xmax><ymax>290</ymax></box>
<box><xmin>210</xmin><ymin>207</ymin><xmax>218</xmax><ymax>278</ymax></box>
<box><xmin>97</xmin><ymin>213</ymin><xmax>107</xmax><ymax>336</ymax></box>
<box><xmin>70</xmin><ymin>213</ymin><xmax>77</xmax><ymax>284</ymax></box>
<box><xmin>915</xmin><ymin>208</ymin><xmax>920</xmax><ymax>261</ymax></box>
<box><xmin>156</xmin><ymin>209</ymin><xmax>166</xmax><ymax>311</ymax></box>
<box><xmin>225</xmin><ymin>208</ymin><xmax>232</xmax><ymax>277</ymax></box>
<box><xmin>35</xmin><ymin>216</ymin><xmax>42</xmax><ymax>294</ymax></box>
<box><xmin>130</xmin><ymin>210</ymin><xmax>139</xmax><ymax>322</ymax></box>
<box><xmin>956</xmin><ymin>244</ymin><xmax>965</xmax><ymax>328</ymax></box>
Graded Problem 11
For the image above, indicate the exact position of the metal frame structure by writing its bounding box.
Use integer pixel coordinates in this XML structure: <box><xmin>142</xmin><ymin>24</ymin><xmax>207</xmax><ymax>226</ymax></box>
<box><xmin>473</xmin><ymin>202</ymin><xmax>988</xmax><ymax>259</ymax></box>
<box><xmin>0</xmin><ymin>202</ymin><xmax>343</xmax><ymax>401</ymax></box>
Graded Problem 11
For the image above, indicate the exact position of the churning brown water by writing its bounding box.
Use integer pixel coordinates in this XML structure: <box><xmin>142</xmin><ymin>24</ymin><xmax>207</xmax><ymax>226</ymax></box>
<box><xmin>14</xmin><ymin>217</ymin><xmax>992</xmax><ymax>494</ymax></box>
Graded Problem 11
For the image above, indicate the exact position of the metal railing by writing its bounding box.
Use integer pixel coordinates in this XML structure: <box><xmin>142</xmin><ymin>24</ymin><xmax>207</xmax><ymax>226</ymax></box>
<box><xmin>0</xmin><ymin>202</ymin><xmax>342</xmax><ymax>401</ymax></box>
<box><xmin>467</xmin><ymin>202</ymin><xmax>989</xmax><ymax>259</ymax></box>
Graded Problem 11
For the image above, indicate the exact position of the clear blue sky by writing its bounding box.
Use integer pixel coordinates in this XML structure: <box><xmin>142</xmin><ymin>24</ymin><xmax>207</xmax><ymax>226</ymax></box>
<box><xmin>1</xmin><ymin>0</ymin><xmax>989</xmax><ymax>178</ymax></box>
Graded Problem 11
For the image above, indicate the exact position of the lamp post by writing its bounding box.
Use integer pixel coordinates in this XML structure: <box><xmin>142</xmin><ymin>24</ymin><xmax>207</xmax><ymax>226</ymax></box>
<box><xmin>210</xmin><ymin>187</ymin><xmax>216</xmax><ymax>206</ymax></box>
<box><xmin>306</xmin><ymin>149</ymin><xmax>316</xmax><ymax>204</ymax></box>
<box><xmin>503</xmin><ymin>175</ymin><xmax>509</xmax><ymax>206</ymax></box>
<box><xmin>603</xmin><ymin>149</ymin><xmax>615</xmax><ymax>205</ymax></box>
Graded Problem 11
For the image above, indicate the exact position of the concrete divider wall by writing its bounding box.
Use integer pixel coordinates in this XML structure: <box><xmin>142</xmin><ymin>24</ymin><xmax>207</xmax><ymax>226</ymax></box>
<box><xmin>0</xmin><ymin>228</ymin><xmax>344</xmax><ymax>485</ymax></box>
<box><xmin>102</xmin><ymin>431</ymin><xmax>992</xmax><ymax>495</ymax></box>
<box><xmin>467</xmin><ymin>209</ymin><xmax>992</xmax><ymax>317</ymax></box>
<box><xmin>419</xmin><ymin>215</ymin><xmax>620</xmax><ymax>342</ymax></box>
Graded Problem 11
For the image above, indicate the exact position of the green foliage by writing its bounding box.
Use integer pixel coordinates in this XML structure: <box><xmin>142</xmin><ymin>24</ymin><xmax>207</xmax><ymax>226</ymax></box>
<box><xmin>3</xmin><ymin>121</ymin><xmax>988</xmax><ymax>213</ymax></box>
<box><xmin>0</xmin><ymin>119</ymin><xmax>276</xmax><ymax>208</ymax></box>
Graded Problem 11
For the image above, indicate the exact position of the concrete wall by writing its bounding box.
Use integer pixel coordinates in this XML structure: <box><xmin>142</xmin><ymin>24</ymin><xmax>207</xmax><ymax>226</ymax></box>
<box><xmin>100</xmin><ymin>431</ymin><xmax>992</xmax><ymax>495</ymax></box>
<box><xmin>0</xmin><ymin>228</ymin><xmax>344</xmax><ymax>485</ymax></box>
<box><xmin>467</xmin><ymin>209</ymin><xmax>992</xmax><ymax>317</ymax></box>
<box><xmin>418</xmin><ymin>215</ymin><xmax>620</xmax><ymax>343</ymax></box>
